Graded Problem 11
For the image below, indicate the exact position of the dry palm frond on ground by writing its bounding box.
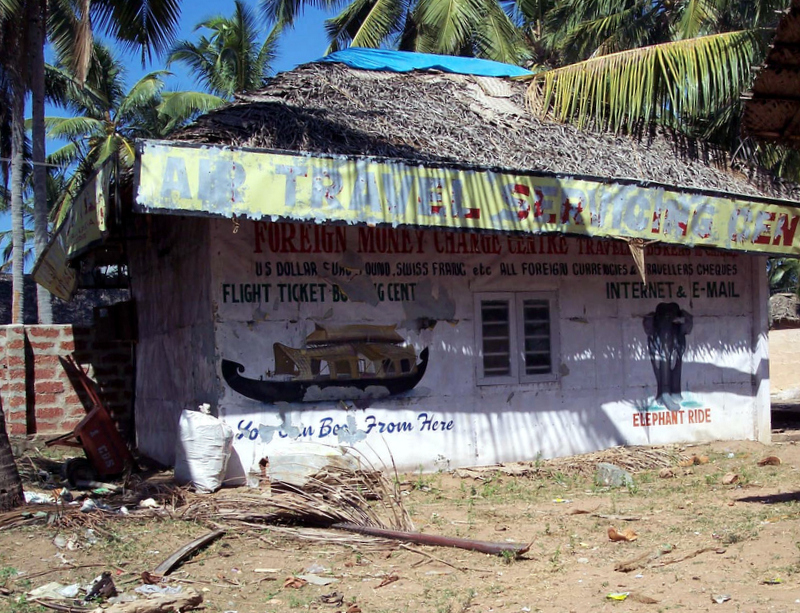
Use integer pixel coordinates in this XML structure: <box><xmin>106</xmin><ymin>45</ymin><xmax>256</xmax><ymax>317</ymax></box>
<box><xmin>5</xmin><ymin>448</ymin><xmax>413</xmax><ymax>552</ymax></box>
<box><xmin>178</xmin><ymin>466</ymin><xmax>413</xmax><ymax>533</ymax></box>
<box><xmin>455</xmin><ymin>445</ymin><xmax>687</xmax><ymax>479</ymax></box>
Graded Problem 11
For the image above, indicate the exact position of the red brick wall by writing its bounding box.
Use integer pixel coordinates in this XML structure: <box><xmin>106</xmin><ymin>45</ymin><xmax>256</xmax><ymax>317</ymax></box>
<box><xmin>0</xmin><ymin>325</ymin><xmax>134</xmax><ymax>438</ymax></box>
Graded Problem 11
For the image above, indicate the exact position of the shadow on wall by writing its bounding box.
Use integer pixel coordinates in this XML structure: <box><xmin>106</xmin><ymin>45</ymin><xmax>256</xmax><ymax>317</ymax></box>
<box><xmin>217</xmin><ymin>303</ymin><xmax>763</xmax><ymax>470</ymax></box>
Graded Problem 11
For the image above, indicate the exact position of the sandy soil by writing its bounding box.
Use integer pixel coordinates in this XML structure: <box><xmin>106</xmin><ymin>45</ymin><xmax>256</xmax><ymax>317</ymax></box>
<box><xmin>2</xmin><ymin>440</ymin><xmax>800</xmax><ymax>613</ymax></box>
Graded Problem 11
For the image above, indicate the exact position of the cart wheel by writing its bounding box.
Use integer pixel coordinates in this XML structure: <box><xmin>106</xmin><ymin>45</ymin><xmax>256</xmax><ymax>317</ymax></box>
<box><xmin>64</xmin><ymin>457</ymin><xmax>98</xmax><ymax>486</ymax></box>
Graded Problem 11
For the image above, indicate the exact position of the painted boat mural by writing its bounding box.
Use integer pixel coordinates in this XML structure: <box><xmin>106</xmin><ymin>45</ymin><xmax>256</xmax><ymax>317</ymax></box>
<box><xmin>221</xmin><ymin>325</ymin><xmax>429</xmax><ymax>403</ymax></box>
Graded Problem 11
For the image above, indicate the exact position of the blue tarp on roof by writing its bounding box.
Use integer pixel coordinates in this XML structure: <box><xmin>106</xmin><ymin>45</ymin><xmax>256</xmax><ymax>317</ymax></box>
<box><xmin>315</xmin><ymin>48</ymin><xmax>532</xmax><ymax>78</ymax></box>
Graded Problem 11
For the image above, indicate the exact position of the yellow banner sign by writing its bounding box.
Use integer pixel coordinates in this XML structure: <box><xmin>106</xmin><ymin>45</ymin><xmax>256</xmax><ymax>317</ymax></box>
<box><xmin>135</xmin><ymin>140</ymin><xmax>800</xmax><ymax>256</ymax></box>
<box><xmin>33</xmin><ymin>162</ymin><xmax>111</xmax><ymax>300</ymax></box>
<box><xmin>62</xmin><ymin>163</ymin><xmax>110</xmax><ymax>258</ymax></box>
<box><xmin>32</xmin><ymin>238</ymin><xmax>77</xmax><ymax>301</ymax></box>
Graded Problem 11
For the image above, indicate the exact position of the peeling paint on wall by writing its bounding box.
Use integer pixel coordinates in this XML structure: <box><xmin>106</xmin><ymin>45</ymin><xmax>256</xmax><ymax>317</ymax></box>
<box><xmin>136</xmin><ymin>140</ymin><xmax>800</xmax><ymax>256</ymax></box>
<box><xmin>202</xmin><ymin>219</ymin><xmax>768</xmax><ymax>475</ymax></box>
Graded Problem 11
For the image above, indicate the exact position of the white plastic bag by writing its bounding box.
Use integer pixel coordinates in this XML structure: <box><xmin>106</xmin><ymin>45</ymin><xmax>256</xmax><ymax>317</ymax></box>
<box><xmin>173</xmin><ymin>406</ymin><xmax>234</xmax><ymax>493</ymax></box>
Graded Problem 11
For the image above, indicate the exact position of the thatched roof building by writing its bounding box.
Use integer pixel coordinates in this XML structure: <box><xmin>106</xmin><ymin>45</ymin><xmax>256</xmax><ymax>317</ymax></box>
<box><xmin>174</xmin><ymin>60</ymin><xmax>800</xmax><ymax>204</ymax></box>
<box><xmin>770</xmin><ymin>292</ymin><xmax>800</xmax><ymax>328</ymax></box>
<box><xmin>45</xmin><ymin>51</ymin><xmax>786</xmax><ymax>472</ymax></box>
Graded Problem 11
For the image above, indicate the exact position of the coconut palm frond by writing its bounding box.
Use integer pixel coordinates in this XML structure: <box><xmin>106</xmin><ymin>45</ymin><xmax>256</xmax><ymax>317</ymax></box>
<box><xmin>44</xmin><ymin>115</ymin><xmax>104</xmax><ymax>140</ymax></box>
<box><xmin>116</xmin><ymin>71</ymin><xmax>170</xmax><ymax>117</ymax></box>
<box><xmin>87</xmin><ymin>133</ymin><xmax>127</xmax><ymax>168</ymax></box>
<box><xmin>167</xmin><ymin>39</ymin><xmax>220</xmax><ymax>93</ymax></box>
<box><xmin>92</xmin><ymin>0</ymin><xmax>182</xmax><ymax>63</ymax></box>
<box><xmin>474</xmin><ymin>0</ymin><xmax>527</xmax><ymax>63</ymax></box>
<box><xmin>748</xmin><ymin>141</ymin><xmax>800</xmax><ymax>185</ymax></box>
<box><xmin>261</xmin><ymin>0</ymin><xmax>343</xmax><ymax>31</ymax></box>
<box><xmin>526</xmin><ymin>29</ymin><xmax>763</xmax><ymax>132</ymax></box>
<box><xmin>168</xmin><ymin>1</ymin><xmax>278</xmax><ymax>98</ymax></box>
<box><xmin>49</xmin><ymin>169</ymin><xmax>88</xmax><ymax>226</ymax></box>
<box><xmin>546</xmin><ymin>0</ymin><xmax>670</xmax><ymax>64</ymax></box>
<box><xmin>326</xmin><ymin>0</ymin><xmax>404</xmax><ymax>50</ymax></box>
<box><xmin>0</xmin><ymin>0</ymin><xmax>22</xmax><ymax>16</ymax></box>
<box><xmin>44</xmin><ymin>63</ymin><xmax>109</xmax><ymax>112</ymax></box>
<box><xmin>46</xmin><ymin>141</ymin><xmax>84</xmax><ymax>171</ymax></box>
<box><xmin>47</xmin><ymin>0</ymin><xmax>95</xmax><ymax>83</ymax></box>
<box><xmin>768</xmin><ymin>258</ymin><xmax>800</xmax><ymax>295</ymax></box>
<box><xmin>256</xmin><ymin>28</ymin><xmax>280</xmax><ymax>82</ymax></box>
<box><xmin>158</xmin><ymin>91</ymin><xmax>226</xmax><ymax>130</ymax></box>
<box><xmin>171</xmin><ymin>448</ymin><xmax>413</xmax><ymax>537</ymax></box>
<box><xmin>0</xmin><ymin>225</ymin><xmax>34</xmax><ymax>273</ymax></box>
<box><xmin>512</xmin><ymin>0</ymin><xmax>554</xmax><ymax>25</ymax></box>
<box><xmin>416</xmin><ymin>0</ymin><xmax>485</xmax><ymax>56</ymax></box>
<box><xmin>673</xmin><ymin>0</ymin><xmax>718</xmax><ymax>40</ymax></box>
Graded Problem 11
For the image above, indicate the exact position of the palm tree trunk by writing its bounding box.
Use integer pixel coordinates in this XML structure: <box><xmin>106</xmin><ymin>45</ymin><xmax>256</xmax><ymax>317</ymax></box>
<box><xmin>30</xmin><ymin>0</ymin><xmax>52</xmax><ymax>324</ymax></box>
<box><xmin>10</xmin><ymin>68</ymin><xmax>25</xmax><ymax>325</ymax></box>
<box><xmin>0</xmin><ymin>398</ymin><xmax>23</xmax><ymax>512</ymax></box>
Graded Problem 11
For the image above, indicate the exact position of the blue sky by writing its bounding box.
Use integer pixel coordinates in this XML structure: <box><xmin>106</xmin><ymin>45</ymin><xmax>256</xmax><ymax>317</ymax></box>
<box><xmin>1</xmin><ymin>0</ymin><xmax>335</xmax><ymax>250</ymax></box>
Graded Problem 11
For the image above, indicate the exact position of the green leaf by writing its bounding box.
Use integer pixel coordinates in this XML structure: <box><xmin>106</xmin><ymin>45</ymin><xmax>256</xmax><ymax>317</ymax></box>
<box><xmin>526</xmin><ymin>30</ymin><xmax>763</xmax><ymax>132</ymax></box>
<box><xmin>117</xmin><ymin>72</ymin><xmax>169</xmax><ymax>118</ymax></box>
<box><xmin>158</xmin><ymin>91</ymin><xmax>226</xmax><ymax>131</ymax></box>
<box><xmin>44</xmin><ymin>115</ymin><xmax>105</xmax><ymax>140</ymax></box>
<box><xmin>326</xmin><ymin>0</ymin><xmax>405</xmax><ymax>49</ymax></box>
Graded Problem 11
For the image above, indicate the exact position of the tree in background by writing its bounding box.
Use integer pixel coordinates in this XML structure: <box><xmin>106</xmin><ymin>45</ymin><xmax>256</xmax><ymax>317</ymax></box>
<box><xmin>167</xmin><ymin>0</ymin><xmax>277</xmax><ymax>99</ymax></box>
<box><xmin>45</xmin><ymin>43</ymin><xmax>222</xmax><ymax>223</ymax></box>
<box><xmin>28</xmin><ymin>0</ymin><xmax>49</xmax><ymax>323</ymax></box>
<box><xmin>525</xmin><ymin>1</ymin><xmax>790</xmax><ymax>166</ymax></box>
<box><xmin>0</xmin><ymin>4</ymin><xmax>24</xmax><ymax>508</ymax></box>
<box><xmin>0</xmin><ymin>0</ymin><xmax>184</xmax><ymax>325</ymax></box>
<box><xmin>262</xmin><ymin>0</ymin><xmax>529</xmax><ymax>64</ymax></box>
<box><xmin>768</xmin><ymin>258</ymin><xmax>800</xmax><ymax>296</ymax></box>
<box><xmin>0</xmin><ymin>0</ymin><xmax>27</xmax><ymax>325</ymax></box>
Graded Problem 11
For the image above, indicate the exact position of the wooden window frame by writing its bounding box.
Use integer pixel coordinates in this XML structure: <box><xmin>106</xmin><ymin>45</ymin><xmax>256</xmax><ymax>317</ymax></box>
<box><xmin>475</xmin><ymin>291</ymin><xmax>559</xmax><ymax>386</ymax></box>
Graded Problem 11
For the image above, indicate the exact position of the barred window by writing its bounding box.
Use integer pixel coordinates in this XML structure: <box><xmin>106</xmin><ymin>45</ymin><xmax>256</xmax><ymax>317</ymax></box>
<box><xmin>475</xmin><ymin>292</ymin><xmax>559</xmax><ymax>385</ymax></box>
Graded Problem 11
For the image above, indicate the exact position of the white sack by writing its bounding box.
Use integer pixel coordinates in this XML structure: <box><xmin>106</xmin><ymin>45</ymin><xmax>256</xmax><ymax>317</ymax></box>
<box><xmin>174</xmin><ymin>408</ymin><xmax>234</xmax><ymax>493</ymax></box>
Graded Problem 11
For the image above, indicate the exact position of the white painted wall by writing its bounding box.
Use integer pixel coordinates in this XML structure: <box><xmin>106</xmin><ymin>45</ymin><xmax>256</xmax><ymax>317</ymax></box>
<box><xmin>204</xmin><ymin>220</ymin><xmax>768</xmax><ymax>476</ymax></box>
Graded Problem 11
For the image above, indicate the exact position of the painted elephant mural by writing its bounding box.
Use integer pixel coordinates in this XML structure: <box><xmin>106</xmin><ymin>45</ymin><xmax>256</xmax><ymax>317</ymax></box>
<box><xmin>643</xmin><ymin>302</ymin><xmax>693</xmax><ymax>410</ymax></box>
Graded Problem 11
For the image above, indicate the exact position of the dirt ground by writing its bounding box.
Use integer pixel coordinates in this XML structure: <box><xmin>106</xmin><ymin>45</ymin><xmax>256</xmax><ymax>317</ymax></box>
<box><xmin>2</xmin><ymin>439</ymin><xmax>800</xmax><ymax>613</ymax></box>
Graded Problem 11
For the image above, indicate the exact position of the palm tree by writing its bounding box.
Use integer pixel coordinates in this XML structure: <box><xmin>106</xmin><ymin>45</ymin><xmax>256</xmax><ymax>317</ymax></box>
<box><xmin>0</xmin><ymin>395</ymin><xmax>23</xmax><ymax>512</ymax></box>
<box><xmin>44</xmin><ymin>43</ymin><xmax>221</xmax><ymax>223</ymax></box>
<box><xmin>24</xmin><ymin>0</ymin><xmax>50</xmax><ymax>322</ymax></box>
<box><xmin>0</xmin><ymin>7</ymin><xmax>26</xmax><ymax>511</ymax></box>
<box><xmin>47</xmin><ymin>44</ymin><xmax>173</xmax><ymax>171</ymax></box>
<box><xmin>0</xmin><ymin>3</ymin><xmax>24</xmax><ymax>511</ymax></box>
<box><xmin>525</xmin><ymin>0</ymin><xmax>787</xmax><ymax>142</ymax></box>
<box><xmin>7</xmin><ymin>0</ymin><xmax>184</xmax><ymax>324</ymax></box>
<box><xmin>262</xmin><ymin>0</ymin><xmax>529</xmax><ymax>64</ymax></box>
<box><xmin>0</xmin><ymin>0</ymin><xmax>27</xmax><ymax>325</ymax></box>
<box><xmin>167</xmin><ymin>0</ymin><xmax>278</xmax><ymax>99</ymax></box>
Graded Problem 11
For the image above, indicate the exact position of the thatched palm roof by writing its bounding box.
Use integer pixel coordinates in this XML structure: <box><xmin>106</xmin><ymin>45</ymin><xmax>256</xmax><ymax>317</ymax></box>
<box><xmin>174</xmin><ymin>61</ymin><xmax>800</xmax><ymax>203</ymax></box>
<box><xmin>770</xmin><ymin>292</ymin><xmax>800</xmax><ymax>328</ymax></box>
<box><xmin>743</xmin><ymin>0</ymin><xmax>800</xmax><ymax>144</ymax></box>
